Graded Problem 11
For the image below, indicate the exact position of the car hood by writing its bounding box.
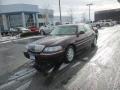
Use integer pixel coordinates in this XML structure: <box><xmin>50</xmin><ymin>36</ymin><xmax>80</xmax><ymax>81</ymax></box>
<box><xmin>32</xmin><ymin>35</ymin><xmax>74</xmax><ymax>46</ymax></box>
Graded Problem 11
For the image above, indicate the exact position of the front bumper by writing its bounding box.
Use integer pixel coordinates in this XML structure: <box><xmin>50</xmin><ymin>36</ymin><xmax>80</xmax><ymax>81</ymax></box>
<box><xmin>24</xmin><ymin>50</ymin><xmax>65</xmax><ymax>63</ymax></box>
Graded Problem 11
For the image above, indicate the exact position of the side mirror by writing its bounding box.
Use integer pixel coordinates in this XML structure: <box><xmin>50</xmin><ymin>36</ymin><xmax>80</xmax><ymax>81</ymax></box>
<box><xmin>92</xmin><ymin>27</ymin><xmax>98</xmax><ymax>33</ymax></box>
<box><xmin>79</xmin><ymin>31</ymin><xmax>85</xmax><ymax>34</ymax></box>
<box><xmin>92</xmin><ymin>27</ymin><xmax>98</xmax><ymax>30</ymax></box>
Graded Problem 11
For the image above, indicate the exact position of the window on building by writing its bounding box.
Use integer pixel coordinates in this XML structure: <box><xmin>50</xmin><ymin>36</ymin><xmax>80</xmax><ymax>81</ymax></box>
<box><xmin>8</xmin><ymin>14</ymin><xmax>23</xmax><ymax>28</ymax></box>
<box><xmin>25</xmin><ymin>14</ymin><xmax>35</xmax><ymax>27</ymax></box>
<box><xmin>38</xmin><ymin>14</ymin><xmax>46</xmax><ymax>18</ymax></box>
<box><xmin>38</xmin><ymin>14</ymin><xmax>42</xmax><ymax>18</ymax></box>
<box><xmin>49</xmin><ymin>14</ymin><xmax>54</xmax><ymax>18</ymax></box>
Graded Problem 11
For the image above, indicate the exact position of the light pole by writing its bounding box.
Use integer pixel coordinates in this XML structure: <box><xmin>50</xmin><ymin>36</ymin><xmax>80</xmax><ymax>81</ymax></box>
<box><xmin>59</xmin><ymin>0</ymin><xmax>62</xmax><ymax>24</ymax></box>
<box><xmin>86</xmin><ymin>3</ymin><xmax>93</xmax><ymax>23</ymax></box>
<box><xmin>118</xmin><ymin>0</ymin><xmax>120</xmax><ymax>3</ymax></box>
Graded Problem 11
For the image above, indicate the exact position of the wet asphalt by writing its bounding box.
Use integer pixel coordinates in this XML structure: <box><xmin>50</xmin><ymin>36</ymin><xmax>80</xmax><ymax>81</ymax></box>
<box><xmin>0</xmin><ymin>25</ymin><xmax>120</xmax><ymax>90</ymax></box>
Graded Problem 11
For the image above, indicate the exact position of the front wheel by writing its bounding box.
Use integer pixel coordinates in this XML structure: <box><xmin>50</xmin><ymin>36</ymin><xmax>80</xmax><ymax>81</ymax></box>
<box><xmin>64</xmin><ymin>46</ymin><xmax>75</xmax><ymax>63</ymax></box>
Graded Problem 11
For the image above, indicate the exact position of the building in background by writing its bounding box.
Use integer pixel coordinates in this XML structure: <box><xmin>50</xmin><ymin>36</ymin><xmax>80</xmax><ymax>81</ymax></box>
<box><xmin>95</xmin><ymin>8</ymin><xmax>120</xmax><ymax>23</ymax></box>
<box><xmin>37</xmin><ymin>9</ymin><xmax>54</xmax><ymax>27</ymax></box>
<box><xmin>54</xmin><ymin>16</ymin><xmax>72</xmax><ymax>25</ymax></box>
<box><xmin>0</xmin><ymin>4</ymin><xmax>54</xmax><ymax>31</ymax></box>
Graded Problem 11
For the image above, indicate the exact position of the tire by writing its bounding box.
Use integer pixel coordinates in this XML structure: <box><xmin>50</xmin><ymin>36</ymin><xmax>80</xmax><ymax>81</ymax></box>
<box><xmin>105</xmin><ymin>23</ymin><xmax>110</xmax><ymax>27</ymax></box>
<box><xmin>64</xmin><ymin>46</ymin><xmax>75</xmax><ymax>63</ymax></box>
<box><xmin>96</xmin><ymin>25</ymin><xmax>101</xmax><ymax>29</ymax></box>
<box><xmin>92</xmin><ymin>37</ymin><xmax>97</xmax><ymax>47</ymax></box>
<box><xmin>40</xmin><ymin>30</ymin><xmax>45</xmax><ymax>35</ymax></box>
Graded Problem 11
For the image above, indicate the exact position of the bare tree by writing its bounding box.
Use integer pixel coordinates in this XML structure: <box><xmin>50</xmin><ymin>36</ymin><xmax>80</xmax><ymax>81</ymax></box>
<box><xmin>42</xmin><ymin>4</ymin><xmax>51</xmax><ymax>26</ymax></box>
<box><xmin>45</xmin><ymin>5</ymin><xmax>50</xmax><ymax>26</ymax></box>
<box><xmin>67</xmin><ymin>8</ymin><xmax>74</xmax><ymax>24</ymax></box>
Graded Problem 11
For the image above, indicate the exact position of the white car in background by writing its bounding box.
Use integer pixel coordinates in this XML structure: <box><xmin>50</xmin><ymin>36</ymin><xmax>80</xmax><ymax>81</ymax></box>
<box><xmin>91</xmin><ymin>19</ymin><xmax>117</xmax><ymax>29</ymax></box>
<box><xmin>16</xmin><ymin>27</ymin><xmax>30</xmax><ymax>33</ymax></box>
<box><xmin>40</xmin><ymin>25</ymin><xmax>54</xmax><ymax>35</ymax></box>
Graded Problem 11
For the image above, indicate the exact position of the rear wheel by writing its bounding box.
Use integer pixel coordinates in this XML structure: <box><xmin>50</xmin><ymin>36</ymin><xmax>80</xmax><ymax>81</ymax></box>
<box><xmin>40</xmin><ymin>30</ymin><xmax>45</xmax><ymax>35</ymax></box>
<box><xmin>105</xmin><ymin>23</ymin><xmax>110</xmax><ymax>27</ymax></box>
<box><xmin>96</xmin><ymin>24</ymin><xmax>101</xmax><ymax>29</ymax></box>
<box><xmin>64</xmin><ymin>46</ymin><xmax>75</xmax><ymax>63</ymax></box>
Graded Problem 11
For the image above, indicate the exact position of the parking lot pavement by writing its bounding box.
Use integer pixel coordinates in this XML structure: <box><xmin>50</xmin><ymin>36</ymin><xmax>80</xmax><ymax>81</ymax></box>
<box><xmin>0</xmin><ymin>36</ymin><xmax>42</xmax><ymax>77</ymax></box>
<box><xmin>0</xmin><ymin>25</ymin><xmax>120</xmax><ymax>90</ymax></box>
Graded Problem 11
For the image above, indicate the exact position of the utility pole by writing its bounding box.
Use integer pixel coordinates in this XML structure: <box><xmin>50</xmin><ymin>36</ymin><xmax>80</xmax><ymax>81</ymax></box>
<box><xmin>59</xmin><ymin>0</ymin><xmax>62</xmax><ymax>24</ymax></box>
<box><xmin>0</xmin><ymin>0</ymin><xmax>2</xmax><ymax>39</ymax></box>
<box><xmin>118</xmin><ymin>0</ymin><xmax>120</xmax><ymax>3</ymax></box>
<box><xmin>45</xmin><ymin>9</ymin><xmax>48</xmax><ymax>26</ymax></box>
<box><xmin>86</xmin><ymin>3</ymin><xmax>93</xmax><ymax>23</ymax></box>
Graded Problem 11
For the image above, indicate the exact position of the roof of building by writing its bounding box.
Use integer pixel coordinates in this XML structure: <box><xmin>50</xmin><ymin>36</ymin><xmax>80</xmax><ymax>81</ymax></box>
<box><xmin>38</xmin><ymin>9</ymin><xmax>54</xmax><ymax>15</ymax></box>
<box><xmin>0</xmin><ymin>4</ymin><xmax>39</xmax><ymax>14</ymax></box>
<box><xmin>95</xmin><ymin>8</ymin><xmax>120</xmax><ymax>14</ymax></box>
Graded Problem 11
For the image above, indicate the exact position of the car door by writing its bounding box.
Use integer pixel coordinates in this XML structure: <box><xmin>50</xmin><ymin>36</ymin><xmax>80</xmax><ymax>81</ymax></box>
<box><xmin>75</xmin><ymin>25</ymin><xmax>88</xmax><ymax>51</ymax></box>
<box><xmin>84</xmin><ymin>24</ymin><xmax>95</xmax><ymax>45</ymax></box>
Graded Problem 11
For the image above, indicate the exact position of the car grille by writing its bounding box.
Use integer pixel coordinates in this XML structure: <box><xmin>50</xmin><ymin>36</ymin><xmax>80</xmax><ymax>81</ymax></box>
<box><xmin>28</xmin><ymin>44</ymin><xmax>45</xmax><ymax>53</ymax></box>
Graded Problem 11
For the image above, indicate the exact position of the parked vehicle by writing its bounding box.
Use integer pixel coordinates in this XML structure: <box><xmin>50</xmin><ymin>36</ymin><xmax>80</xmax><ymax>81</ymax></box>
<box><xmin>28</xmin><ymin>26</ymin><xmax>39</xmax><ymax>33</ymax></box>
<box><xmin>106</xmin><ymin>19</ymin><xmax>117</xmax><ymax>26</ymax></box>
<box><xmin>15</xmin><ymin>27</ymin><xmax>30</xmax><ymax>33</ymax></box>
<box><xmin>1</xmin><ymin>29</ymin><xmax>11</xmax><ymax>36</ymax></box>
<box><xmin>40</xmin><ymin>25</ymin><xmax>54</xmax><ymax>35</ymax></box>
<box><xmin>91</xmin><ymin>19</ymin><xmax>116</xmax><ymax>28</ymax></box>
<box><xmin>91</xmin><ymin>21</ymin><xmax>102</xmax><ymax>28</ymax></box>
<box><xmin>1</xmin><ymin>28</ymin><xmax>19</xmax><ymax>36</ymax></box>
<box><xmin>24</xmin><ymin>24</ymin><xmax>98</xmax><ymax>73</ymax></box>
<box><xmin>104</xmin><ymin>19</ymin><xmax>114</xmax><ymax>26</ymax></box>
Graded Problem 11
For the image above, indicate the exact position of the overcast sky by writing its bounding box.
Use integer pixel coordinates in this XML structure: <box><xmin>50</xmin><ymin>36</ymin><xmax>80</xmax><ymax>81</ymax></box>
<box><xmin>0</xmin><ymin>0</ymin><xmax>120</xmax><ymax>20</ymax></box>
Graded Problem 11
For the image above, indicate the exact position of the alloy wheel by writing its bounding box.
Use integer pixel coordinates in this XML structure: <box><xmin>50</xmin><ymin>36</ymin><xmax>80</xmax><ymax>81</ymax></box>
<box><xmin>66</xmin><ymin>46</ymin><xmax>75</xmax><ymax>62</ymax></box>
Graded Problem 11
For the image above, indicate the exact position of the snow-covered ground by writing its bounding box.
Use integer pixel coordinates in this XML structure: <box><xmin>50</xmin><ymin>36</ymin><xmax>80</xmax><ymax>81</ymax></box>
<box><xmin>0</xmin><ymin>36</ymin><xmax>18</xmax><ymax>42</ymax></box>
<box><xmin>0</xmin><ymin>35</ymin><xmax>44</xmax><ymax>44</ymax></box>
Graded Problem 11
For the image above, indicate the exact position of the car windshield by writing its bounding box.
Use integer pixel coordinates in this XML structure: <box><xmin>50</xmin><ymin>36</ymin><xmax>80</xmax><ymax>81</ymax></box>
<box><xmin>50</xmin><ymin>26</ymin><xmax>77</xmax><ymax>35</ymax></box>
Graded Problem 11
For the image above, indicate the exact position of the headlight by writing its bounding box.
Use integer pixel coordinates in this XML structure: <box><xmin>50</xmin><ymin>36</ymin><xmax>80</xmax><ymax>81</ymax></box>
<box><xmin>43</xmin><ymin>46</ymin><xmax>63</xmax><ymax>53</ymax></box>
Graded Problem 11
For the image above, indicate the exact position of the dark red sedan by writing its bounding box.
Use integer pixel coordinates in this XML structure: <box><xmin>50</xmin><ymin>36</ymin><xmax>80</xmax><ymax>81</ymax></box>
<box><xmin>24</xmin><ymin>24</ymin><xmax>98</xmax><ymax>73</ymax></box>
<box><xmin>28</xmin><ymin>26</ymin><xmax>39</xmax><ymax>33</ymax></box>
